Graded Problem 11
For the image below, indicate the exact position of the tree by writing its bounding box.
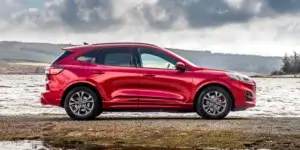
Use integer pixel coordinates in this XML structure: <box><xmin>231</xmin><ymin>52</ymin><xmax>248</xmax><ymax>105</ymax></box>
<box><xmin>279</xmin><ymin>52</ymin><xmax>300</xmax><ymax>74</ymax></box>
<box><xmin>293</xmin><ymin>51</ymin><xmax>299</xmax><ymax>73</ymax></box>
<box><xmin>281</xmin><ymin>53</ymin><xmax>291</xmax><ymax>73</ymax></box>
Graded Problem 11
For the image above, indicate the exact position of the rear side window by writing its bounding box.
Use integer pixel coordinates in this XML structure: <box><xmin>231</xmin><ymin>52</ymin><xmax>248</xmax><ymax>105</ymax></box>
<box><xmin>76</xmin><ymin>47</ymin><xmax>135</xmax><ymax>67</ymax></box>
<box><xmin>103</xmin><ymin>49</ymin><xmax>133</xmax><ymax>67</ymax></box>
<box><xmin>51</xmin><ymin>51</ymin><xmax>73</xmax><ymax>65</ymax></box>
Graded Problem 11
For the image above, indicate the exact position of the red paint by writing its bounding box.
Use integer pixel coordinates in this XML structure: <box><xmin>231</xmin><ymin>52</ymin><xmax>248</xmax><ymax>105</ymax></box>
<box><xmin>41</xmin><ymin>43</ymin><xmax>256</xmax><ymax>112</ymax></box>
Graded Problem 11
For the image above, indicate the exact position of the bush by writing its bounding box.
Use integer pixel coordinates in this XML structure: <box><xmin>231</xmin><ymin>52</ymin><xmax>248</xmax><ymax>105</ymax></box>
<box><xmin>271</xmin><ymin>70</ymin><xmax>285</xmax><ymax>75</ymax></box>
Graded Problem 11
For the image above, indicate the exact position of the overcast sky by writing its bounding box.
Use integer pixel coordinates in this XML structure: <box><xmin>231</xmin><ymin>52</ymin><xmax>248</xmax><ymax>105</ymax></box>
<box><xmin>1</xmin><ymin>0</ymin><xmax>300</xmax><ymax>56</ymax></box>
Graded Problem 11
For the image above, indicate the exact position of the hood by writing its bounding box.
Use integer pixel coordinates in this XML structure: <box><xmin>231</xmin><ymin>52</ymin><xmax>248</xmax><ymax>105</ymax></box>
<box><xmin>194</xmin><ymin>67</ymin><xmax>231</xmax><ymax>74</ymax></box>
<box><xmin>193</xmin><ymin>67</ymin><xmax>250</xmax><ymax>77</ymax></box>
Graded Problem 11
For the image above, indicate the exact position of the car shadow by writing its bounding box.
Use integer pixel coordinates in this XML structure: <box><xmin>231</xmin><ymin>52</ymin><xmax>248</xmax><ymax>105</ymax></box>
<box><xmin>37</xmin><ymin>116</ymin><xmax>251</xmax><ymax>122</ymax></box>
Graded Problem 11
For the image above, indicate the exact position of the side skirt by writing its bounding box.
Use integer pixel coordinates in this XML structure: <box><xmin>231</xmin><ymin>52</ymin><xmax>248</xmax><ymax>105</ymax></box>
<box><xmin>102</xmin><ymin>108</ymin><xmax>194</xmax><ymax>113</ymax></box>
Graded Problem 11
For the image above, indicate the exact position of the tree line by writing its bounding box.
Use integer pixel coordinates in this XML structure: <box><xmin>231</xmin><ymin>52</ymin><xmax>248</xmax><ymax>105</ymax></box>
<box><xmin>272</xmin><ymin>51</ymin><xmax>300</xmax><ymax>75</ymax></box>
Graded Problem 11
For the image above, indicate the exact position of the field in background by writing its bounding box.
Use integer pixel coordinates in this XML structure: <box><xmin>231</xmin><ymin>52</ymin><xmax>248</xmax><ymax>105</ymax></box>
<box><xmin>0</xmin><ymin>61</ymin><xmax>46</xmax><ymax>74</ymax></box>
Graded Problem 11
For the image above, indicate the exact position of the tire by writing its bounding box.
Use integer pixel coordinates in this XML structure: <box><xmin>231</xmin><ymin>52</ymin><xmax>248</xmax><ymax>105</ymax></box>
<box><xmin>195</xmin><ymin>86</ymin><xmax>232</xmax><ymax>120</ymax></box>
<box><xmin>64</xmin><ymin>86</ymin><xmax>101</xmax><ymax>120</ymax></box>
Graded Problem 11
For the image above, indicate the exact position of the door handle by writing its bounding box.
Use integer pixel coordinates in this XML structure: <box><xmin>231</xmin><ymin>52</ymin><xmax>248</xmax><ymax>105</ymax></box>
<box><xmin>143</xmin><ymin>74</ymin><xmax>155</xmax><ymax>77</ymax></box>
<box><xmin>92</xmin><ymin>71</ymin><xmax>105</xmax><ymax>74</ymax></box>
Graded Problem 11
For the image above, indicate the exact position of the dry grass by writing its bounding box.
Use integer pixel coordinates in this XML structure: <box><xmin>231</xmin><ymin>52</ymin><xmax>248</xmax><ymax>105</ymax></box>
<box><xmin>1</xmin><ymin>116</ymin><xmax>300</xmax><ymax>149</ymax></box>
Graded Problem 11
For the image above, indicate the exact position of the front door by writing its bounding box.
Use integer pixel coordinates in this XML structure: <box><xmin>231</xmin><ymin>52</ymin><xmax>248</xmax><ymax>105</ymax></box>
<box><xmin>136</xmin><ymin>47</ymin><xmax>194</xmax><ymax>109</ymax></box>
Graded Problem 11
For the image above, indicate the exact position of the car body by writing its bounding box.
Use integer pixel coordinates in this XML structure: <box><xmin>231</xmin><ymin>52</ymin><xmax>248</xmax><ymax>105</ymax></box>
<box><xmin>41</xmin><ymin>42</ymin><xmax>256</xmax><ymax>120</ymax></box>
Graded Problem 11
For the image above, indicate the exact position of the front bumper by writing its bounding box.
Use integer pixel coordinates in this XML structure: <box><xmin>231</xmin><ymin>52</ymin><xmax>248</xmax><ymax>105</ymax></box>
<box><xmin>230</xmin><ymin>80</ymin><xmax>256</xmax><ymax>111</ymax></box>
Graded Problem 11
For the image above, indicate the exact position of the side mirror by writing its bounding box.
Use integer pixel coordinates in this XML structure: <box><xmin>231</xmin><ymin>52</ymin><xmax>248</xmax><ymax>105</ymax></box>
<box><xmin>176</xmin><ymin>62</ymin><xmax>186</xmax><ymax>71</ymax></box>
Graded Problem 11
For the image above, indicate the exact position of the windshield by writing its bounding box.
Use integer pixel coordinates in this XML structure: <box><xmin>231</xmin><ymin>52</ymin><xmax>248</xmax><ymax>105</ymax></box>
<box><xmin>164</xmin><ymin>48</ymin><xmax>198</xmax><ymax>67</ymax></box>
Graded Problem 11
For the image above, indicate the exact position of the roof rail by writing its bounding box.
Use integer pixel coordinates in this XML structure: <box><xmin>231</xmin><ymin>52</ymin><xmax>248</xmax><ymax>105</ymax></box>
<box><xmin>92</xmin><ymin>42</ymin><xmax>158</xmax><ymax>47</ymax></box>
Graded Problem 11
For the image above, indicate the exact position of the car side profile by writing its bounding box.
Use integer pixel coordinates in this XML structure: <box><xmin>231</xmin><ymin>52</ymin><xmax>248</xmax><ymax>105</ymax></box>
<box><xmin>41</xmin><ymin>42</ymin><xmax>256</xmax><ymax>120</ymax></box>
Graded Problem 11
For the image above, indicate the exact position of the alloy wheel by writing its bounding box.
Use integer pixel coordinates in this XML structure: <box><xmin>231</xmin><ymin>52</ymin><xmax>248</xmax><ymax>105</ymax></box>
<box><xmin>202</xmin><ymin>91</ymin><xmax>227</xmax><ymax>116</ymax></box>
<box><xmin>69</xmin><ymin>91</ymin><xmax>95</xmax><ymax>116</ymax></box>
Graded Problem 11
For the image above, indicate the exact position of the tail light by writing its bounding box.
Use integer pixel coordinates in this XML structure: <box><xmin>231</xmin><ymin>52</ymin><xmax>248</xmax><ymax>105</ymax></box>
<box><xmin>45</xmin><ymin>66</ymin><xmax>64</xmax><ymax>75</ymax></box>
<box><xmin>45</xmin><ymin>66</ymin><xmax>64</xmax><ymax>81</ymax></box>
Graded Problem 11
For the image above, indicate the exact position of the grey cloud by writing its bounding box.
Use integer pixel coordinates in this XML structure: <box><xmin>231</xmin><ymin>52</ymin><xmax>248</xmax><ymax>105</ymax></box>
<box><xmin>135</xmin><ymin>0</ymin><xmax>183</xmax><ymax>30</ymax></box>
<box><xmin>59</xmin><ymin>0</ymin><xmax>122</xmax><ymax>31</ymax></box>
<box><xmin>9</xmin><ymin>0</ymin><xmax>123</xmax><ymax>32</ymax></box>
<box><xmin>138</xmin><ymin>0</ymin><xmax>300</xmax><ymax>30</ymax></box>
<box><xmin>266</xmin><ymin>0</ymin><xmax>300</xmax><ymax>13</ymax></box>
<box><xmin>5</xmin><ymin>0</ymin><xmax>300</xmax><ymax>32</ymax></box>
<box><xmin>136</xmin><ymin>0</ymin><xmax>261</xmax><ymax>29</ymax></box>
<box><xmin>178</xmin><ymin>0</ymin><xmax>253</xmax><ymax>28</ymax></box>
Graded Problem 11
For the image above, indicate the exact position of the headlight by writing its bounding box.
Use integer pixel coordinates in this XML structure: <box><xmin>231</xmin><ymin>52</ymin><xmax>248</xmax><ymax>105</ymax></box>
<box><xmin>226</xmin><ymin>72</ymin><xmax>253</xmax><ymax>83</ymax></box>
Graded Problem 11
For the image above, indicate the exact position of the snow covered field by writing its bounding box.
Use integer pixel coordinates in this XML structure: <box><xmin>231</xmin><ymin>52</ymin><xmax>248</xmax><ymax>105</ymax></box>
<box><xmin>0</xmin><ymin>75</ymin><xmax>299</xmax><ymax>117</ymax></box>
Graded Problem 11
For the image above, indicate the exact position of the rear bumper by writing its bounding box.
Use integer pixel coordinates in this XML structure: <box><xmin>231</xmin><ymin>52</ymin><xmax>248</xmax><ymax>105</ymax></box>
<box><xmin>40</xmin><ymin>91</ymin><xmax>62</xmax><ymax>107</ymax></box>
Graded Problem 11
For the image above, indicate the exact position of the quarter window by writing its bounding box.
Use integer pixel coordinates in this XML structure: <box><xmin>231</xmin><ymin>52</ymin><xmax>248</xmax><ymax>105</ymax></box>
<box><xmin>76</xmin><ymin>50</ymin><xmax>99</xmax><ymax>63</ymax></box>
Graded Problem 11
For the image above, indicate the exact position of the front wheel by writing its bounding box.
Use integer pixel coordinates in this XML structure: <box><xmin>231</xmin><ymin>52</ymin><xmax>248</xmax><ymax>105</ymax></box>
<box><xmin>64</xmin><ymin>87</ymin><xmax>101</xmax><ymax>120</ymax></box>
<box><xmin>195</xmin><ymin>86</ymin><xmax>232</xmax><ymax>120</ymax></box>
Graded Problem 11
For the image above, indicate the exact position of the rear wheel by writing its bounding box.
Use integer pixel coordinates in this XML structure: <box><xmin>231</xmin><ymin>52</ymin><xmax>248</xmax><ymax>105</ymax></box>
<box><xmin>195</xmin><ymin>86</ymin><xmax>232</xmax><ymax>120</ymax></box>
<box><xmin>64</xmin><ymin>86</ymin><xmax>101</xmax><ymax>120</ymax></box>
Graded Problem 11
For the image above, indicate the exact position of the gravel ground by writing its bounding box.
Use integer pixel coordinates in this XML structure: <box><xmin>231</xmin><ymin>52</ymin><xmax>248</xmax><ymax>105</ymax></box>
<box><xmin>0</xmin><ymin>115</ymin><xmax>300</xmax><ymax>149</ymax></box>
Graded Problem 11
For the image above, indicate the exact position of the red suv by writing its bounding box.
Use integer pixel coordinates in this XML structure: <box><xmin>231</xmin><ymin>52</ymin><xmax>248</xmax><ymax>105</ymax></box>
<box><xmin>41</xmin><ymin>42</ymin><xmax>256</xmax><ymax>120</ymax></box>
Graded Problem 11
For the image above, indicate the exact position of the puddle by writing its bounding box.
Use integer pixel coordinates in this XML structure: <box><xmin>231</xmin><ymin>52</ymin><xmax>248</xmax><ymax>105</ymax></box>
<box><xmin>0</xmin><ymin>140</ymin><xmax>48</xmax><ymax>150</ymax></box>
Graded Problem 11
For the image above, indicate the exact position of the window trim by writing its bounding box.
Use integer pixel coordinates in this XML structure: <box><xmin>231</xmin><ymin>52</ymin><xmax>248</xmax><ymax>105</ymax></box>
<box><xmin>74</xmin><ymin>46</ymin><xmax>138</xmax><ymax>68</ymax></box>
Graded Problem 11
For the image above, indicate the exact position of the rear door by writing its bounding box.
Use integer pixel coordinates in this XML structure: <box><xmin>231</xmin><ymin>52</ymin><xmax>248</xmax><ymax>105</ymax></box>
<box><xmin>75</xmin><ymin>46</ymin><xmax>140</xmax><ymax>109</ymax></box>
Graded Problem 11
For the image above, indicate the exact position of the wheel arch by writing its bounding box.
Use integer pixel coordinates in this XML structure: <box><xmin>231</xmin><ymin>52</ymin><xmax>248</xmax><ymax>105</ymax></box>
<box><xmin>60</xmin><ymin>81</ymin><xmax>103</xmax><ymax>107</ymax></box>
<box><xmin>193</xmin><ymin>82</ymin><xmax>235</xmax><ymax>111</ymax></box>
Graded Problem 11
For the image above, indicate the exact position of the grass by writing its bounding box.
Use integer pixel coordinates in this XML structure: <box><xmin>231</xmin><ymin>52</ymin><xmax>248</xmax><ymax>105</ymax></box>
<box><xmin>1</xmin><ymin>116</ymin><xmax>300</xmax><ymax>149</ymax></box>
<box><xmin>1</xmin><ymin>126</ymin><xmax>300</xmax><ymax>149</ymax></box>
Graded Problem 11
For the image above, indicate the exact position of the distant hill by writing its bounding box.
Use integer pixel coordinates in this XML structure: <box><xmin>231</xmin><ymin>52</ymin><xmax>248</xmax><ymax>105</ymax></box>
<box><xmin>0</xmin><ymin>41</ymin><xmax>282</xmax><ymax>74</ymax></box>
<box><xmin>168</xmin><ymin>48</ymin><xmax>282</xmax><ymax>74</ymax></box>
<box><xmin>0</xmin><ymin>41</ymin><xmax>72</xmax><ymax>63</ymax></box>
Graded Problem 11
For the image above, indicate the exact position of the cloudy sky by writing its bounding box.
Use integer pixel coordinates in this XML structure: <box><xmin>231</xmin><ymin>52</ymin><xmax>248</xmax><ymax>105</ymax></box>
<box><xmin>1</xmin><ymin>0</ymin><xmax>300</xmax><ymax>56</ymax></box>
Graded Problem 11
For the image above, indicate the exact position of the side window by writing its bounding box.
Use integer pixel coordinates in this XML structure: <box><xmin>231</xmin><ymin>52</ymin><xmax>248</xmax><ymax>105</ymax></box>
<box><xmin>76</xmin><ymin>50</ymin><xmax>99</xmax><ymax>63</ymax></box>
<box><xmin>103</xmin><ymin>47</ymin><xmax>135</xmax><ymax>67</ymax></box>
<box><xmin>104</xmin><ymin>52</ymin><xmax>132</xmax><ymax>67</ymax></box>
<box><xmin>139</xmin><ymin>47</ymin><xmax>177</xmax><ymax>70</ymax></box>
<box><xmin>76</xmin><ymin>47</ymin><xmax>135</xmax><ymax>67</ymax></box>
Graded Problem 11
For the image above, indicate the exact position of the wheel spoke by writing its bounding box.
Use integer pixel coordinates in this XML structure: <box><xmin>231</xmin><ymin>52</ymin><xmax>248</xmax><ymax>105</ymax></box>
<box><xmin>215</xmin><ymin>91</ymin><xmax>219</xmax><ymax>98</ymax></box>
<box><xmin>213</xmin><ymin>107</ymin><xmax>217</xmax><ymax>115</ymax></box>
<box><xmin>205</xmin><ymin>94</ymin><xmax>210</xmax><ymax>99</ymax></box>
<box><xmin>204</xmin><ymin>98</ymin><xmax>215</xmax><ymax>103</ymax></box>
<box><xmin>74</xmin><ymin>106</ymin><xmax>80</xmax><ymax>115</ymax></box>
<box><xmin>84</xmin><ymin>105</ymin><xmax>92</xmax><ymax>112</ymax></box>
<box><xmin>215</xmin><ymin>101</ymin><xmax>226</xmax><ymax>107</ymax></box>
<box><xmin>204</xmin><ymin>104</ymin><xmax>213</xmax><ymax>112</ymax></box>
<box><xmin>69</xmin><ymin>98</ymin><xmax>77</xmax><ymax>105</ymax></box>
<box><xmin>83</xmin><ymin>95</ymin><xmax>93</xmax><ymax>104</ymax></box>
